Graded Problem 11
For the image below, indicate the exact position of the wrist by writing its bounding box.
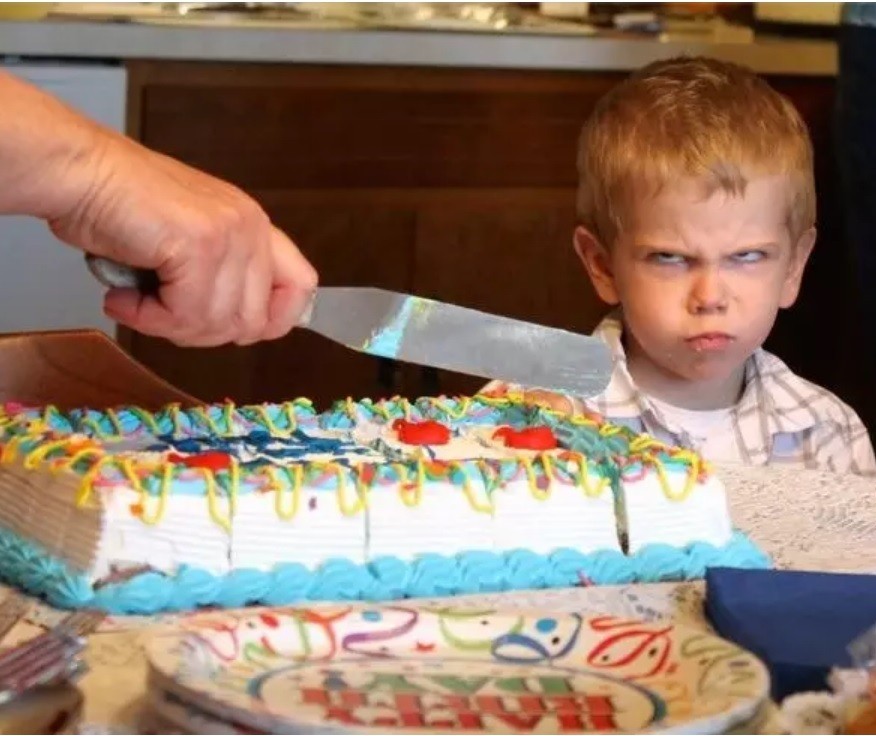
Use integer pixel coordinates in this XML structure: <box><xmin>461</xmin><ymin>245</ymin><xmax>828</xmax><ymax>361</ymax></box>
<box><xmin>0</xmin><ymin>70</ymin><xmax>112</xmax><ymax>221</ymax></box>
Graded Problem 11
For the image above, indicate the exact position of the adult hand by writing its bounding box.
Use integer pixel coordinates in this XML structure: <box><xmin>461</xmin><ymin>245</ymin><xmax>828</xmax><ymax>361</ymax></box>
<box><xmin>0</xmin><ymin>70</ymin><xmax>317</xmax><ymax>347</ymax></box>
<box><xmin>54</xmin><ymin>135</ymin><xmax>318</xmax><ymax>347</ymax></box>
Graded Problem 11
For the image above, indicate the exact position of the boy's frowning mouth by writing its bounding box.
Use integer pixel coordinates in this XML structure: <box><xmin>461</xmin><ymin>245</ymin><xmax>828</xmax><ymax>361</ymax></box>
<box><xmin>685</xmin><ymin>332</ymin><xmax>734</xmax><ymax>352</ymax></box>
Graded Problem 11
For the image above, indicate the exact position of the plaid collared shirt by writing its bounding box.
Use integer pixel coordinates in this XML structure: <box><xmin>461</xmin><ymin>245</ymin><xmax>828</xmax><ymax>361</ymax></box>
<box><xmin>488</xmin><ymin>311</ymin><xmax>876</xmax><ymax>476</ymax></box>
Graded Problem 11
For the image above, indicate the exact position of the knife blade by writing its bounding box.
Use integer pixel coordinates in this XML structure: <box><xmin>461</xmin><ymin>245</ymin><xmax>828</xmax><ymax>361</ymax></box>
<box><xmin>85</xmin><ymin>255</ymin><xmax>613</xmax><ymax>398</ymax></box>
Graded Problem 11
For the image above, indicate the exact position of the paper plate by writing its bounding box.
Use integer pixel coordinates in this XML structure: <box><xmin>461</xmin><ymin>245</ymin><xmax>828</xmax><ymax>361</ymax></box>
<box><xmin>145</xmin><ymin>604</ymin><xmax>769</xmax><ymax>734</ymax></box>
<box><xmin>142</xmin><ymin>682</ymin><xmax>776</xmax><ymax>736</ymax></box>
<box><xmin>141</xmin><ymin>687</ymin><xmax>252</xmax><ymax>735</ymax></box>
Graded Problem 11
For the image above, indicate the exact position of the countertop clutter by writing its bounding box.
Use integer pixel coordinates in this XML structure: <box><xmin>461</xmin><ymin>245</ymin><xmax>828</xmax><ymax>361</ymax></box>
<box><xmin>0</xmin><ymin>2</ymin><xmax>836</xmax><ymax>75</ymax></box>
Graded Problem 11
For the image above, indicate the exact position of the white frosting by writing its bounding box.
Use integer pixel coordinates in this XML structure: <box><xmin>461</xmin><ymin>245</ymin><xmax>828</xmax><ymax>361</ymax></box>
<box><xmin>96</xmin><ymin>485</ymin><xmax>231</xmax><ymax>578</ymax></box>
<box><xmin>367</xmin><ymin>481</ymin><xmax>492</xmax><ymax>560</ymax></box>
<box><xmin>622</xmin><ymin>467</ymin><xmax>733</xmax><ymax>554</ymax></box>
<box><xmin>492</xmin><ymin>473</ymin><xmax>621</xmax><ymax>554</ymax></box>
<box><xmin>232</xmin><ymin>484</ymin><xmax>367</xmax><ymax>569</ymax></box>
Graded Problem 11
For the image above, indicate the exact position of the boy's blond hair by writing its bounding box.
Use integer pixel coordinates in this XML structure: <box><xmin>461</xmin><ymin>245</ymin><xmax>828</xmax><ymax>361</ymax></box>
<box><xmin>577</xmin><ymin>56</ymin><xmax>816</xmax><ymax>245</ymax></box>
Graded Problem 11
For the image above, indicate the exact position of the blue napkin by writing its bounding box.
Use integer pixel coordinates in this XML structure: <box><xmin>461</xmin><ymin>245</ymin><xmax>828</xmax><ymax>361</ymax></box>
<box><xmin>705</xmin><ymin>566</ymin><xmax>876</xmax><ymax>701</ymax></box>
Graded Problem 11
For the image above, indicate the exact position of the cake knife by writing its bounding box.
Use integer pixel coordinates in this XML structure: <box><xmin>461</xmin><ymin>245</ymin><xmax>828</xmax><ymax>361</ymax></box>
<box><xmin>84</xmin><ymin>255</ymin><xmax>613</xmax><ymax>398</ymax></box>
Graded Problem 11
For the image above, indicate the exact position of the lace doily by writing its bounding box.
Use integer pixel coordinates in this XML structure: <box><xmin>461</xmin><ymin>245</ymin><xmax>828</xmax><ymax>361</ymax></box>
<box><xmin>719</xmin><ymin>462</ymin><xmax>876</xmax><ymax>573</ymax></box>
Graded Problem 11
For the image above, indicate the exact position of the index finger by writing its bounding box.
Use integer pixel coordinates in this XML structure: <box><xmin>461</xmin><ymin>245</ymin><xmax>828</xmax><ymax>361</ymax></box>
<box><xmin>262</xmin><ymin>227</ymin><xmax>318</xmax><ymax>341</ymax></box>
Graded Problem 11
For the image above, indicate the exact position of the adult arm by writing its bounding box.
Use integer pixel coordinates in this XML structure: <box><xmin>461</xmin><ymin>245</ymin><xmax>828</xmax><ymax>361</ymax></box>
<box><xmin>0</xmin><ymin>69</ymin><xmax>317</xmax><ymax>346</ymax></box>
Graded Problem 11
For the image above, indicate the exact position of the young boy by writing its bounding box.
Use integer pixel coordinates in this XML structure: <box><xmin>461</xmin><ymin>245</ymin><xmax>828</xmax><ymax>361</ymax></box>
<box><xmin>486</xmin><ymin>56</ymin><xmax>876</xmax><ymax>476</ymax></box>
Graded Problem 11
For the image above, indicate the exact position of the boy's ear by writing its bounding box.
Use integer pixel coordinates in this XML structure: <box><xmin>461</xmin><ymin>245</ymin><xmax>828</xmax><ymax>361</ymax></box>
<box><xmin>573</xmin><ymin>226</ymin><xmax>620</xmax><ymax>305</ymax></box>
<box><xmin>779</xmin><ymin>227</ymin><xmax>816</xmax><ymax>309</ymax></box>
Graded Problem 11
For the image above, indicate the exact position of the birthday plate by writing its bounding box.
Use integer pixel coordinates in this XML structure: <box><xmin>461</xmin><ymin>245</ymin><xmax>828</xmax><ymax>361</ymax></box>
<box><xmin>142</xmin><ymin>684</ymin><xmax>776</xmax><ymax>736</ymax></box>
<box><xmin>145</xmin><ymin>604</ymin><xmax>770</xmax><ymax>734</ymax></box>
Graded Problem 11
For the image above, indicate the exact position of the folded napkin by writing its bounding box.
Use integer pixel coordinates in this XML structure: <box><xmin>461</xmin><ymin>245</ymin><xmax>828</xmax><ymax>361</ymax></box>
<box><xmin>705</xmin><ymin>567</ymin><xmax>876</xmax><ymax>701</ymax></box>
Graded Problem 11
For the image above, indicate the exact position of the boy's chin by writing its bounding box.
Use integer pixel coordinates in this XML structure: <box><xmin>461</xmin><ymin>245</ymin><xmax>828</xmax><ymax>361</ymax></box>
<box><xmin>668</xmin><ymin>359</ymin><xmax>745</xmax><ymax>385</ymax></box>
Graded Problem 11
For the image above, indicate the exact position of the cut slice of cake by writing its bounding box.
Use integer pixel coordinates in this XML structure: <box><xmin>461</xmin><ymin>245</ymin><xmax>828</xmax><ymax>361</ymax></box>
<box><xmin>620</xmin><ymin>448</ymin><xmax>733</xmax><ymax>554</ymax></box>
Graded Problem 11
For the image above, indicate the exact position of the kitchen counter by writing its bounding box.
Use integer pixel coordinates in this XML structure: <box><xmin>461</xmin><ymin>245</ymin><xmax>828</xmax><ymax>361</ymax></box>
<box><xmin>0</xmin><ymin>17</ymin><xmax>837</xmax><ymax>76</ymax></box>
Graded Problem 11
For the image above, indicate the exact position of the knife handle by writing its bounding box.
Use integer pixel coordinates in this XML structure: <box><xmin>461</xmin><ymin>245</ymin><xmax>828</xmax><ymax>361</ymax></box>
<box><xmin>84</xmin><ymin>255</ymin><xmax>160</xmax><ymax>297</ymax></box>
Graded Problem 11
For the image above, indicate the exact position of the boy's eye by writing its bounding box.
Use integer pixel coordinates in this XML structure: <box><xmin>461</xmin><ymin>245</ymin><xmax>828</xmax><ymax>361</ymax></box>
<box><xmin>732</xmin><ymin>250</ymin><xmax>766</xmax><ymax>263</ymax></box>
<box><xmin>648</xmin><ymin>252</ymin><xmax>687</xmax><ymax>265</ymax></box>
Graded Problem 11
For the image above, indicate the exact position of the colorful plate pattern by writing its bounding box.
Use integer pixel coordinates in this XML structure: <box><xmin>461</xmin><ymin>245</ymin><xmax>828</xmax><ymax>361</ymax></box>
<box><xmin>145</xmin><ymin>604</ymin><xmax>769</xmax><ymax>734</ymax></box>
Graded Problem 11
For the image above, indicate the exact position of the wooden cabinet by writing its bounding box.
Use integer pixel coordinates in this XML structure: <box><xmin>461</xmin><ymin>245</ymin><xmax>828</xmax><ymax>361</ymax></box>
<box><xmin>121</xmin><ymin>59</ymin><xmax>866</xmax><ymax>425</ymax></box>
<box><xmin>121</xmin><ymin>61</ymin><xmax>621</xmax><ymax>406</ymax></box>
<box><xmin>410</xmin><ymin>190</ymin><xmax>605</xmax><ymax>397</ymax></box>
<box><xmin>254</xmin><ymin>193</ymin><xmax>415</xmax><ymax>406</ymax></box>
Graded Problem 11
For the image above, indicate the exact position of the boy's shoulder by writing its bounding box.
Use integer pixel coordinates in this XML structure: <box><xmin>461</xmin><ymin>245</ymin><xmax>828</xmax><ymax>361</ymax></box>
<box><xmin>750</xmin><ymin>348</ymin><xmax>866</xmax><ymax>434</ymax></box>
<box><xmin>752</xmin><ymin>349</ymin><xmax>876</xmax><ymax>475</ymax></box>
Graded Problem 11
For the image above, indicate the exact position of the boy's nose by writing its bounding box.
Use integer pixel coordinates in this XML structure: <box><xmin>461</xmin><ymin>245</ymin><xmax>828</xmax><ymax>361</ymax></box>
<box><xmin>688</xmin><ymin>269</ymin><xmax>728</xmax><ymax>314</ymax></box>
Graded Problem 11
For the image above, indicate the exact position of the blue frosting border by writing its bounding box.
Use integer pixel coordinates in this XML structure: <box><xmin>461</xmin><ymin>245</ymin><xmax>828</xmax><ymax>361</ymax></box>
<box><xmin>0</xmin><ymin>524</ymin><xmax>770</xmax><ymax>615</ymax></box>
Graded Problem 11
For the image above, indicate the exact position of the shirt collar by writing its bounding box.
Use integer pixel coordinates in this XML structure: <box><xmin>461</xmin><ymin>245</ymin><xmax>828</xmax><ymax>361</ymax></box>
<box><xmin>590</xmin><ymin>310</ymin><xmax>820</xmax><ymax>437</ymax></box>
<box><xmin>590</xmin><ymin>310</ymin><xmax>671</xmax><ymax>434</ymax></box>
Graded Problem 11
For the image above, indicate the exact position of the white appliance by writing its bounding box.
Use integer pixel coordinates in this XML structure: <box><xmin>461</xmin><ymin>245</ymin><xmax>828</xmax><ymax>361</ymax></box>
<box><xmin>0</xmin><ymin>61</ymin><xmax>126</xmax><ymax>336</ymax></box>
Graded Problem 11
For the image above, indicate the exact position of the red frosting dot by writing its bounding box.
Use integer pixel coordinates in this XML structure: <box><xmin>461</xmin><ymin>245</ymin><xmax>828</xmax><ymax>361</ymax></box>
<box><xmin>493</xmin><ymin>426</ymin><xmax>558</xmax><ymax>451</ymax></box>
<box><xmin>168</xmin><ymin>451</ymin><xmax>233</xmax><ymax>471</ymax></box>
<box><xmin>392</xmin><ymin>419</ymin><xmax>451</xmax><ymax>446</ymax></box>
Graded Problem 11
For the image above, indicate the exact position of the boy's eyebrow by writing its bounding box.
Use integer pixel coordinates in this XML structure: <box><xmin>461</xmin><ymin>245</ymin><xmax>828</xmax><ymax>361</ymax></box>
<box><xmin>631</xmin><ymin>242</ymin><xmax>695</xmax><ymax>254</ymax></box>
<box><xmin>633</xmin><ymin>240</ymin><xmax>685</xmax><ymax>250</ymax></box>
<box><xmin>632</xmin><ymin>240</ymin><xmax>783</xmax><ymax>252</ymax></box>
<box><xmin>728</xmin><ymin>241</ymin><xmax>782</xmax><ymax>251</ymax></box>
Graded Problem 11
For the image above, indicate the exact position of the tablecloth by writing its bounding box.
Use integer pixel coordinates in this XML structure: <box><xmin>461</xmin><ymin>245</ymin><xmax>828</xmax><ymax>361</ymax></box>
<box><xmin>4</xmin><ymin>461</ymin><xmax>874</xmax><ymax>733</ymax></box>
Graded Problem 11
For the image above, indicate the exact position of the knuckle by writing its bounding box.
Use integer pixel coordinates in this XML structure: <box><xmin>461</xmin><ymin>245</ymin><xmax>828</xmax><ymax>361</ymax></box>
<box><xmin>301</xmin><ymin>262</ymin><xmax>319</xmax><ymax>292</ymax></box>
<box><xmin>244</xmin><ymin>199</ymin><xmax>270</xmax><ymax>228</ymax></box>
<box><xmin>225</xmin><ymin>193</ymin><xmax>266</xmax><ymax>231</ymax></box>
<box><xmin>221</xmin><ymin>202</ymin><xmax>248</xmax><ymax>231</ymax></box>
<box><xmin>186</xmin><ymin>215</ymin><xmax>223</xmax><ymax>251</ymax></box>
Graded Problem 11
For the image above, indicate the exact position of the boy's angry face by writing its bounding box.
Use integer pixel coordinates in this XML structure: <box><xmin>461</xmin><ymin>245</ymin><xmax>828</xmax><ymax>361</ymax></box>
<box><xmin>575</xmin><ymin>174</ymin><xmax>815</xmax><ymax>388</ymax></box>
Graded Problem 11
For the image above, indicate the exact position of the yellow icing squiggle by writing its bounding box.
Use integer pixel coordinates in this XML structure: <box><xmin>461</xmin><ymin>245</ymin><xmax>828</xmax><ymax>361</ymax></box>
<box><xmin>266</xmin><ymin>466</ymin><xmax>302</xmax><ymax>520</ymax></box>
<box><xmin>129</xmin><ymin>407</ymin><xmax>161</xmax><ymax>435</ymax></box>
<box><xmin>191</xmin><ymin>406</ymin><xmax>223</xmax><ymax>436</ymax></box>
<box><xmin>204</xmin><ymin>463</ymin><xmax>237</xmax><ymax>532</ymax></box>
<box><xmin>22</xmin><ymin>439</ymin><xmax>71</xmax><ymax>469</ymax></box>
<box><xmin>0</xmin><ymin>392</ymin><xmax>714</xmax><ymax>532</ymax></box>
<box><xmin>399</xmin><ymin>463</ymin><xmax>422</xmax><ymax>507</ymax></box>
<box><xmin>333</xmin><ymin>465</ymin><xmax>365</xmax><ymax>516</ymax></box>
<box><xmin>643</xmin><ymin>453</ymin><xmax>702</xmax><ymax>502</ymax></box>
<box><xmin>450</xmin><ymin>461</ymin><xmax>493</xmax><ymax>514</ymax></box>
<box><xmin>136</xmin><ymin>463</ymin><xmax>172</xmax><ymax>525</ymax></box>
<box><xmin>253</xmin><ymin>405</ymin><xmax>288</xmax><ymax>437</ymax></box>
<box><xmin>105</xmin><ymin>409</ymin><xmax>125</xmax><ymax>436</ymax></box>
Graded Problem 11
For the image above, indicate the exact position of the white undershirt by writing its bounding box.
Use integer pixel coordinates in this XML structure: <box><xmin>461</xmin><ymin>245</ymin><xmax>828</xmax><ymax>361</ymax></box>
<box><xmin>648</xmin><ymin>397</ymin><xmax>742</xmax><ymax>465</ymax></box>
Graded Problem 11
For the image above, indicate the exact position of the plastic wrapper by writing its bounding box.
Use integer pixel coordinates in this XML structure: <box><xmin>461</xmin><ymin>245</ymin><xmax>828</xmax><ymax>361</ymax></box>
<box><xmin>827</xmin><ymin>623</ymin><xmax>876</xmax><ymax>733</ymax></box>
